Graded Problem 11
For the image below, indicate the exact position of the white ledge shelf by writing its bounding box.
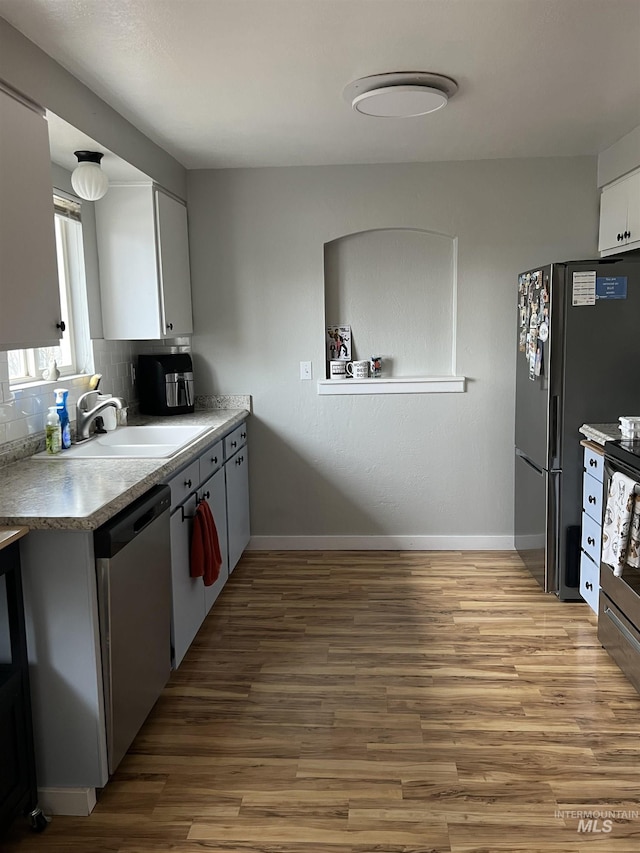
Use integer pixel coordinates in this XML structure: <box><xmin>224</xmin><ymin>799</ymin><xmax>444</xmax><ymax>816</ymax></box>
<box><xmin>317</xmin><ymin>376</ymin><xmax>466</xmax><ymax>395</ymax></box>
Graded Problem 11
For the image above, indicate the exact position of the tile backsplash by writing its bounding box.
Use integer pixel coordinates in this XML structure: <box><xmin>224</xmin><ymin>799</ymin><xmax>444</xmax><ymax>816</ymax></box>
<box><xmin>0</xmin><ymin>336</ymin><xmax>191</xmax><ymax>460</ymax></box>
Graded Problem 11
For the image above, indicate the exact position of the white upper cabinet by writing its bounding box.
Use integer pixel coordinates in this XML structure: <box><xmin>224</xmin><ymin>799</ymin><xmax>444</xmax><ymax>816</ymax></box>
<box><xmin>0</xmin><ymin>87</ymin><xmax>62</xmax><ymax>350</ymax></box>
<box><xmin>598</xmin><ymin>170</ymin><xmax>640</xmax><ymax>256</ymax></box>
<box><xmin>95</xmin><ymin>184</ymin><xmax>193</xmax><ymax>340</ymax></box>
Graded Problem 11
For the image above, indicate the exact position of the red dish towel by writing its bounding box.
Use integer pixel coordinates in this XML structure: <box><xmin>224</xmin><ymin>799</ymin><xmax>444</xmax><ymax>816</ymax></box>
<box><xmin>190</xmin><ymin>500</ymin><xmax>223</xmax><ymax>586</ymax></box>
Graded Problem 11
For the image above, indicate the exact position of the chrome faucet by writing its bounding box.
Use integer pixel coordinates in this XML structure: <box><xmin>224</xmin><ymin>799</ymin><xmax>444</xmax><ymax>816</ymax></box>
<box><xmin>76</xmin><ymin>391</ymin><xmax>127</xmax><ymax>441</ymax></box>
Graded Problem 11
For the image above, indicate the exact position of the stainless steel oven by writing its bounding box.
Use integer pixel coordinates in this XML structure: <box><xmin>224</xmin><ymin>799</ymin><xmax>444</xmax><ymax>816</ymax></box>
<box><xmin>599</xmin><ymin>444</ymin><xmax>640</xmax><ymax>695</ymax></box>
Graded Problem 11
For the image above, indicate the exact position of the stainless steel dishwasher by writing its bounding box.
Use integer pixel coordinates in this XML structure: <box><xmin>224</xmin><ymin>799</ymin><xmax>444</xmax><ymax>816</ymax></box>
<box><xmin>94</xmin><ymin>484</ymin><xmax>172</xmax><ymax>774</ymax></box>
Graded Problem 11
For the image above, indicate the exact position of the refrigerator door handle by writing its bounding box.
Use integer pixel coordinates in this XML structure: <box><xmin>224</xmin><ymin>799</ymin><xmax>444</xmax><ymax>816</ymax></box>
<box><xmin>550</xmin><ymin>395</ymin><xmax>559</xmax><ymax>466</ymax></box>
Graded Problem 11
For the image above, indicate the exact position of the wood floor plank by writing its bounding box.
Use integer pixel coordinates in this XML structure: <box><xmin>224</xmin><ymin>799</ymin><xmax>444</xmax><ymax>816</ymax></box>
<box><xmin>4</xmin><ymin>549</ymin><xmax>640</xmax><ymax>852</ymax></box>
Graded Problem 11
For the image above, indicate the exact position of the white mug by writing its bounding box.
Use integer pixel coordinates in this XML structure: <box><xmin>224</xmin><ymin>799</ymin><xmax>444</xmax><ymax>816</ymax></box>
<box><xmin>346</xmin><ymin>360</ymin><xmax>369</xmax><ymax>379</ymax></box>
<box><xmin>329</xmin><ymin>360</ymin><xmax>347</xmax><ymax>379</ymax></box>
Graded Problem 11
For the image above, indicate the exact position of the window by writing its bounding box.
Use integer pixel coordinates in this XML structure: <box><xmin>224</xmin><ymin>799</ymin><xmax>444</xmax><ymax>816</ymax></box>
<box><xmin>8</xmin><ymin>195</ymin><xmax>87</xmax><ymax>383</ymax></box>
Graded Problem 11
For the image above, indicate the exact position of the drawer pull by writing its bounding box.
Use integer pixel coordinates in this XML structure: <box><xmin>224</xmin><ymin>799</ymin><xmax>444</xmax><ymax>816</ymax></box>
<box><xmin>202</xmin><ymin>490</ymin><xmax>210</xmax><ymax>500</ymax></box>
<box><xmin>184</xmin><ymin>479</ymin><xmax>192</xmax><ymax>489</ymax></box>
<box><xmin>604</xmin><ymin>606</ymin><xmax>640</xmax><ymax>655</ymax></box>
<box><xmin>589</xmin><ymin>458</ymin><xmax>597</xmax><ymax>468</ymax></box>
<box><xmin>231</xmin><ymin>440</ymin><xmax>237</xmax><ymax>448</ymax></box>
<box><xmin>241</xmin><ymin>431</ymin><xmax>246</xmax><ymax>439</ymax></box>
<box><xmin>211</xmin><ymin>455</ymin><xmax>218</xmax><ymax>464</ymax></box>
<box><xmin>235</xmin><ymin>456</ymin><xmax>243</xmax><ymax>466</ymax></box>
<box><xmin>588</xmin><ymin>495</ymin><xmax>596</xmax><ymax>504</ymax></box>
<box><xmin>586</xmin><ymin>581</ymin><xmax>593</xmax><ymax>591</ymax></box>
<box><xmin>587</xmin><ymin>536</ymin><xmax>595</xmax><ymax>546</ymax></box>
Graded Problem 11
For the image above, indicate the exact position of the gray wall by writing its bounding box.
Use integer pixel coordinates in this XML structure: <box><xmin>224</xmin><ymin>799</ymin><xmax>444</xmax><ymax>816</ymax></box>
<box><xmin>188</xmin><ymin>158</ymin><xmax>598</xmax><ymax>546</ymax></box>
<box><xmin>0</xmin><ymin>18</ymin><xmax>186</xmax><ymax>199</ymax></box>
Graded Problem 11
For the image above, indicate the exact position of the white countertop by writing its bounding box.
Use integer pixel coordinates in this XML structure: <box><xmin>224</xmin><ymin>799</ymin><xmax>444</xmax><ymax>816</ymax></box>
<box><xmin>0</xmin><ymin>409</ymin><xmax>248</xmax><ymax>531</ymax></box>
<box><xmin>579</xmin><ymin>423</ymin><xmax>622</xmax><ymax>445</ymax></box>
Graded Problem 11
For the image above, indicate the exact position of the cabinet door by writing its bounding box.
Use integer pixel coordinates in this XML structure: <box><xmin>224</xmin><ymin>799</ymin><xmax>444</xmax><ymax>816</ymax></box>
<box><xmin>226</xmin><ymin>447</ymin><xmax>250</xmax><ymax>573</ymax></box>
<box><xmin>0</xmin><ymin>89</ymin><xmax>62</xmax><ymax>349</ymax></box>
<box><xmin>625</xmin><ymin>172</ymin><xmax>640</xmax><ymax>247</ymax></box>
<box><xmin>579</xmin><ymin>549</ymin><xmax>599</xmax><ymax>615</ymax></box>
<box><xmin>96</xmin><ymin>186</ymin><xmax>162</xmax><ymax>340</ymax></box>
<box><xmin>598</xmin><ymin>179</ymin><xmax>628</xmax><ymax>253</ymax></box>
<box><xmin>169</xmin><ymin>496</ymin><xmax>206</xmax><ymax>668</ymax></box>
<box><xmin>201</xmin><ymin>467</ymin><xmax>229</xmax><ymax>614</ymax></box>
<box><xmin>155</xmin><ymin>190</ymin><xmax>193</xmax><ymax>337</ymax></box>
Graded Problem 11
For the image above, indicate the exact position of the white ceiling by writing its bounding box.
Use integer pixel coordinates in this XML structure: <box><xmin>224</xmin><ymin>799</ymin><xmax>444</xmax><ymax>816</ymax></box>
<box><xmin>0</xmin><ymin>0</ymin><xmax>639</xmax><ymax>171</ymax></box>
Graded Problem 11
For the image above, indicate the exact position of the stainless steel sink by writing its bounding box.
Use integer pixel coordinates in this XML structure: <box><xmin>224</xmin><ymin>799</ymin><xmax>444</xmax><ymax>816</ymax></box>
<box><xmin>35</xmin><ymin>424</ymin><xmax>210</xmax><ymax>459</ymax></box>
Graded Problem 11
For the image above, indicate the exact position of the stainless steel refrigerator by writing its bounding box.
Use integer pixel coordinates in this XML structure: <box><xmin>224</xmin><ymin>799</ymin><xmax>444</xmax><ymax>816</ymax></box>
<box><xmin>514</xmin><ymin>255</ymin><xmax>640</xmax><ymax>600</ymax></box>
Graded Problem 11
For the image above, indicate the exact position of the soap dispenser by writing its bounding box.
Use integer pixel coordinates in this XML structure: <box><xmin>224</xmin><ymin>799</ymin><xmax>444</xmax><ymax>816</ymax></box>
<box><xmin>54</xmin><ymin>388</ymin><xmax>71</xmax><ymax>449</ymax></box>
<box><xmin>45</xmin><ymin>407</ymin><xmax>62</xmax><ymax>455</ymax></box>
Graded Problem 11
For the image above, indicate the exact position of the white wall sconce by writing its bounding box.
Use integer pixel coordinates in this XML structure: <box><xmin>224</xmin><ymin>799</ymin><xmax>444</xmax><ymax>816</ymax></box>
<box><xmin>71</xmin><ymin>150</ymin><xmax>109</xmax><ymax>201</ymax></box>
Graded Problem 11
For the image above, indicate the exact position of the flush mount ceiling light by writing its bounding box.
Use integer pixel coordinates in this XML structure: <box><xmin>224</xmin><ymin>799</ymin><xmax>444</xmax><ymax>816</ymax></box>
<box><xmin>343</xmin><ymin>72</ymin><xmax>458</xmax><ymax>118</ymax></box>
<box><xmin>71</xmin><ymin>150</ymin><xmax>109</xmax><ymax>201</ymax></box>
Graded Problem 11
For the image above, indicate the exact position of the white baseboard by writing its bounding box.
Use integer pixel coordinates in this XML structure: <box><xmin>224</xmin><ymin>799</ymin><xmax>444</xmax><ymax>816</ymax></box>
<box><xmin>248</xmin><ymin>535</ymin><xmax>515</xmax><ymax>551</ymax></box>
<box><xmin>37</xmin><ymin>786</ymin><xmax>97</xmax><ymax>816</ymax></box>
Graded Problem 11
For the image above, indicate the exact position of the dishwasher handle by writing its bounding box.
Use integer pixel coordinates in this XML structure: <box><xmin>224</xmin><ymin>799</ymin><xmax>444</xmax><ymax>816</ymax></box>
<box><xmin>94</xmin><ymin>484</ymin><xmax>171</xmax><ymax>559</ymax></box>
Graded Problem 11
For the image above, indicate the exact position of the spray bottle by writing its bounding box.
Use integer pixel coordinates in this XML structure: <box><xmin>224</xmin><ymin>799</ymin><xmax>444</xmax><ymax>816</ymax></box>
<box><xmin>54</xmin><ymin>388</ymin><xmax>71</xmax><ymax>449</ymax></box>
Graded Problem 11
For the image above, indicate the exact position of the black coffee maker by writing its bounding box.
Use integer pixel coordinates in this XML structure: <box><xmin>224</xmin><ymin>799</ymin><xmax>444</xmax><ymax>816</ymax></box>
<box><xmin>137</xmin><ymin>353</ymin><xmax>195</xmax><ymax>415</ymax></box>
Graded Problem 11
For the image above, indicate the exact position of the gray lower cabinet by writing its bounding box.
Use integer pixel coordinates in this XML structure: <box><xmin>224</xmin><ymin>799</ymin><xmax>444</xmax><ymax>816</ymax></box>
<box><xmin>169</xmin><ymin>492</ymin><xmax>202</xmax><ymax>669</ymax></box>
<box><xmin>18</xmin><ymin>530</ymin><xmax>109</xmax><ymax>800</ymax></box>
<box><xmin>201</xmin><ymin>467</ymin><xmax>229</xmax><ymax>614</ymax></box>
<box><xmin>224</xmin><ymin>424</ymin><xmax>250</xmax><ymax>574</ymax></box>
<box><xmin>167</xmin><ymin>422</ymin><xmax>249</xmax><ymax>667</ymax></box>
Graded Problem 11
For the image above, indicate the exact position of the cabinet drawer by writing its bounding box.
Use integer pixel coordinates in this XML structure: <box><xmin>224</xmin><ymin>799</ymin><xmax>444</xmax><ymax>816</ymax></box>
<box><xmin>224</xmin><ymin>423</ymin><xmax>247</xmax><ymax>460</ymax></box>
<box><xmin>199</xmin><ymin>440</ymin><xmax>223</xmax><ymax>484</ymax></box>
<box><xmin>580</xmin><ymin>550</ymin><xmax>600</xmax><ymax>614</ymax></box>
<box><xmin>583</xmin><ymin>446</ymin><xmax>604</xmax><ymax>483</ymax></box>
<box><xmin>598</xmin><ymin>592</ymin><xmax>640</xmax><ymax>695</ymax></box>
<box><xmin>582</xmin><ymin>472</ymin><xmax>603</xmax><ymax>523</ymax></box>
<box><xmin>166</xmin><ymin>459</ymin><xmax>199</xmax><ymax>509</ymax></box>
<box><xmin>581</xmin><ymin>511</ymin><xmax>602</xmax><ymax>565</ymax></box>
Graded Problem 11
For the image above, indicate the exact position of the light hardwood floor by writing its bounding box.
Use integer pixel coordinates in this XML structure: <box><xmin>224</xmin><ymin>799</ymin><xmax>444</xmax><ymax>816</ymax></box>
<box><xmin>5</xmin><ymin>551</ymin><xmax>640</xmax><ymax>852</ymax></box>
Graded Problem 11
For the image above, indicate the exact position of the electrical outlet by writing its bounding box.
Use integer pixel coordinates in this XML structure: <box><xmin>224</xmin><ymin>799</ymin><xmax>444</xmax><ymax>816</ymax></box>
<box><xmin>299</xmin><ymin>361</ymin><xmax>312</xmax><ymax>380</ymax></box>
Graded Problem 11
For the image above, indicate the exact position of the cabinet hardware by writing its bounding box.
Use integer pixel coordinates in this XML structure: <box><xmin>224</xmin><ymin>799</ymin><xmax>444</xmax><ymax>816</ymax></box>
<box><xmin>231</xmin><ymin>440</ymin><xmax>237</xmax><ymax>448</ymax></box>
<box><xmin>166</xmin><ymin>322</ymin><xmax>174</xmax><ymax>331</ymax></box>
<box><xmin>56</xmin><ymin>320</ymin><xmax>66</xmax><ymax>332</ymax></box>
<box><xmin>589</xmin><ymin>458</ymin><xmax>597</xmax><ymax>467</ymax></box>
<box><xmin>181</xmin><ymin>492</ymin><xmax>209</xmax><ymax>522</ymax></box>
<box><xmin>618</xmin><ymin>233</ymin><xmax>623</xmax><ymax>241</ymax></box>
<box><xmin>626</xmin><ymin>230</ymin><xmax>632</xmax><ymax>239</ymax></box>
<box><xmin>235</xmin><ymin>457</ymin><xmax>242</xmax><ymax>466</ymax></box>
<box><xmin>588</xmin><ymin>536</ymin><xmax>595</xmax><ymax>546</ymax></box>
<box><xmin>241</xmin><ymin>432</ymin><xmax>246</xmax><ymax>439</ymax></box>
<box><xmin>586</xmin><ymin>581</ymin><xmax>593</xmax><ymax>591</ymax></box>
<box><xmin>211</xmin><ymin>456</ymin><xmax>218</xmax><ymax>464</ymax></box>
<box><xmin>588</xmin><ymin>495</ymin><xmax>596</xmax><ymax>504</ymax></box>
<box><xmin>184</xmin><ymin>479</ymin><xmax>192</xmax><ymax>488</ymax></box>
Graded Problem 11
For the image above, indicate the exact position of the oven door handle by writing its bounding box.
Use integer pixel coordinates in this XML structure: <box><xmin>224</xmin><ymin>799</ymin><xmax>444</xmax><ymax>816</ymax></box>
<box><xmin>604</xmin><ymin>606</ymin><xmax>640</xmax><ymax>656</ymax></box>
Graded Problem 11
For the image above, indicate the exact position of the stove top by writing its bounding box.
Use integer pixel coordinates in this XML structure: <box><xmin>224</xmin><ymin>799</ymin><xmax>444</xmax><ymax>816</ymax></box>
<box><xmin>604</xmin><ymin>439</ymin><xmax>640</xmax><ymax>471</ymax></box>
